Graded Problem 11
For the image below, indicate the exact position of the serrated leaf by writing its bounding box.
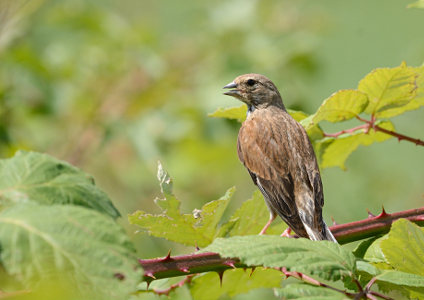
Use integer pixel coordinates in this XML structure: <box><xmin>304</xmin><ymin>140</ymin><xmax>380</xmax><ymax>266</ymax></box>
<box><xmin>219</xmin><ymin>190</ymin><xmax>285</xmax><ymax>237</ymax></box>
<box><xmin>311</xmin><ymin>90</ymin><xmax>368</xmax><ymax>124</ymax></box>
<box><xmin>129</xmin><ymin>162</ymin><xmax>234</xmax><ymax>247</ymax></box>
<box><xmin>208</xmin><ymin>105</ymin><xmax>247</xmax><ymax>122</ymax></box>
<box><xmin>0</xmin><ymin>204</ymin><xmax>140</xmax><ymax>299</ymax></box>
<box><xmin>274</xmin><ymin>283</ymin><xmax>349</xmax><ymax>300</ymax></box>
<box><xmin>190</xmin><ymin>268</ymin><xmax>281</xmax><ymax>300</ymax></box>
<box><xmin>352</xmin><ymin>237</ymin><xmax>379</xmax><ymax>259</ymax></box>
<box><xmin>315</xmin><ymin>121</ymin><xmax>394</xmax><ymax>170</ymax></box>
<box><xmin>357</xmin><ymin>261</ymin><xmax>424</xmax><ymax>296</ymax></box>
<box><xmin>376</xmin><ymin>66</ymin><xmax>424</xmax><ymax>118</ymax></box>
<box><xmin>363</xmin><ymin>236</ymin><xmax>388</xmax><ymax>264</ymax></box>
<box><xmin>203</xmin><ymin>235</ymin><xmax>356</xmax><ymax>282</ymax></box>
<box><xmin>358</xmin><ymin>64</ymin><xmax>418</xmax><ymax>117</ymax></box>
<box><xmin>380</xmin><ymin>219</ymin><xmax>424</xmax><ymax>276</ymax></box>
<box><xmin>0</xmin><ymin>151</ymin><xmax>120</xmax><ymax>218</ymax></box>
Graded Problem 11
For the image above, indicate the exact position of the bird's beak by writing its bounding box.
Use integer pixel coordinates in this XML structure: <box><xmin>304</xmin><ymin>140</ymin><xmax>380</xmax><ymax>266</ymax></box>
<box><xmin>223</xmin><ymin>81</ymin><xmax>240</xmax><ymax>97</ymax></box>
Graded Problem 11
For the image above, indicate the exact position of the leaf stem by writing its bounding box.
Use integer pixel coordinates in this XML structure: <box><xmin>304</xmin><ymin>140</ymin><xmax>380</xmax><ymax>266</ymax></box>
<box><xmin>280</xmin><ymin>267</ymin><xmax>357</xmax><ymax>298</ymax></box>
<box><xmin>323</xmin><ymin>124</ymin><xmax>369</xmax><ymax>138</ymax></box>
<box><xmin>322</xmin><ymin>115</ymin><xmax>424</xmax><ymax>146</ymax></box>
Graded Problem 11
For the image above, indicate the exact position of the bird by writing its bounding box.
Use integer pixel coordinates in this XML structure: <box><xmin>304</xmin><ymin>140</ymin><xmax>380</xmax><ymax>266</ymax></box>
<box><xmin>223</xmin><ymin>73</ymin><xmax>337</xmax><ymax>242</ymax></box>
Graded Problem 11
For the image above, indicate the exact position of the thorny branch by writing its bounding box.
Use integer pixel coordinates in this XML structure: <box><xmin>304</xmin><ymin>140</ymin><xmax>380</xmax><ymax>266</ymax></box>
<box><xmin>323</xmin><ymin>115</ymin><xmax>424</xmax><ymax>146</ymax></box>
<box><xmin>138</xmin><ymin>207</ymin><xmax>423</xmax><ymax>297</ymax></box>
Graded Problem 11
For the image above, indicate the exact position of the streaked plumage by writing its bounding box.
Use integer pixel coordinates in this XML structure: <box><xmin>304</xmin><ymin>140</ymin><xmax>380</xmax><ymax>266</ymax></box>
<box><xmin>223</xmin><ymin>73</ymin><xmax>336</xmax><ymax>242</ymax></box>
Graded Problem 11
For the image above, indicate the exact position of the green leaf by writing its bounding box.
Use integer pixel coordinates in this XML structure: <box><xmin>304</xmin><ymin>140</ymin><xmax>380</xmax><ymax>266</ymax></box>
<box><xmin>208</xmin><ymin>105</ymin><xmax>247</xmax><ymax>122</ymax></box>
<box><xmin>352</xmin><ymin>237</ymin><xmax>379</xmax><ymax>259</ymax></box>
<box><xmin>0</xmin><ymin>203</ymin><xmax>140</xmax><ymax>299</ymax></box>
<box><xmin>376</xmin><ymin>66</ymin><xmax>424</xmax><ymax>118</ymax></box>
<box><xmin>287</xmin><ymin>109</ymin><xmax>309</xmax><ymax>122</ymax></box>
<box><xmin>129</xmin><ymin>162</ymin><xmax>234</xmax><ymax>247</ymax></box>
<box><xmin>219</xmin><ymin>190</ymin><xmax>285</xmax><ymax>237</ymax></box>
<box><xmin>299</xmin><ymin>115</ymin><xmax>325</xmax><ymax>142</ymax></box>
<box><xmin>0</xmin><ymin>151</ymin><xmax>120</xmax><ymax>218</ymax></box>
<box><xmin>356</xmin><ymin>261</ymin><xmax>424</xmax><ymax>296</ymax></box>
<box><xmin>315</xmin><ymin>121</ymin><xmax>394</xmax><ymax>170</ymax></box>
<box><xmin>274</xmin><ymin>283</ymin><xmax>349</xmax><ymax>300</ymax></box>
<box><xmin>311</xmin><ymin>89</ymin><xmax>368</xmax><ymax>124</ymax></box>
<box><xmin>358</xmin><ymin>64</ymin><xmax>418</xmax><ymax>117</ymax></box>
<box><xmin>380</xmin><ymin>219</ymin><xmax>424</xmax><ymax>276</ymax></box>
<box><xmin>190</xmin><ymin>268</ymin><xmax>282</xmax><ymax>300</ymax></box>
<box><xmin>363</xmin><ymin>237</ymin><xmax>389</xmax><ymax>265</ymax></box>
<box><xmin>203</xmin><ymin>235</ymin><xmax>356</xmax><ymax>281</ymax></box>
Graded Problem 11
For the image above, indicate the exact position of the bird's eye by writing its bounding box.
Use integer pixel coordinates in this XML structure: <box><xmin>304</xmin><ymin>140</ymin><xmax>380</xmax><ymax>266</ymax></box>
<box><xmin>246</xmin><ymin>79</ymin><xmax>256</xmax><ymax>86</ymax></box>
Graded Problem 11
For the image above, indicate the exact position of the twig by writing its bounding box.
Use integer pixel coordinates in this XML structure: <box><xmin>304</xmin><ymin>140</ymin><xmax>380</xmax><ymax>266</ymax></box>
<box><xmin>323</xmin><ymin>115</ymin><xmax>424</xmax><ymax>147</ymax></box>
<box><xmin>373</xmin><ymin>123</ymin><xmax>424</xmax><ymax>146</ymax></box>
<box><xmin>280</xmin><ymin>267</ymin><xmax>357</xmax><ymax>298</ymax></box>
<box><xmin>323</xmin><ymin>124</ymin><xmax>369</xmax><ymax>138</ymax></box>
<box><xmin>150</xmin><ymin>275</ymin><xmax>194</xmax><ymax>296</ymax></box>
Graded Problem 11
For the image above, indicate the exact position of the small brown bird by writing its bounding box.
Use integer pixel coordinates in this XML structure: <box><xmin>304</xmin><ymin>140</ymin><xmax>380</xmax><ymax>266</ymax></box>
<box><xmin>223</xmin><ymin>74</ymin><xmax>336</xmax><ymax>242</ymax></box>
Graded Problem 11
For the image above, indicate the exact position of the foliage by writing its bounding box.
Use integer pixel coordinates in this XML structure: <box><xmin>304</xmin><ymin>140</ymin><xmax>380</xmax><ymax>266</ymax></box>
<box><xmin>1</xmin><ymin>150</ymin><xmax>423</xmax><ymax>299</ymax></box>
<box><xmin>0</xmin><ymin>151</ymin><xmax>140</xmax><ymax>300</ymax></box>
<box><xmin>0</xmin><ymin>1</ymin><xmax>423</xmax><ymax>299</ymax></box>
<box><xmin>133</xmin><ymin>164</ymin><xmax>424</xmax><ymax>299</ymax></box>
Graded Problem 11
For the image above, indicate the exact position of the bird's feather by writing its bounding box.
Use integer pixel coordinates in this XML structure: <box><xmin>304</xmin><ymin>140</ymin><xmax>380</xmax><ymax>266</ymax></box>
<box><xmin>237</xmin><ymin>106</ymin><xmax>333</xmax><ymax>240</ymax></box>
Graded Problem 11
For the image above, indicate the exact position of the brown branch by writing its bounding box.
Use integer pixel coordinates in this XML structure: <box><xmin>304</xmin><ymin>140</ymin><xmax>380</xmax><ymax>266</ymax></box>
<box><xmin>138</xmin><ymin>207</ymin><xmax>424</xmax><ymax>282</ymax></box>
<box><xmin>373</xmin><ymin>123</ymin><xmax>424</xmax><ymax>146</ymax></box>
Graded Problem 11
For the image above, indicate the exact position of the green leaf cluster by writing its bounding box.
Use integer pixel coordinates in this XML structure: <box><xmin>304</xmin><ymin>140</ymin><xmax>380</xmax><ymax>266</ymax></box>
<box><xmin>131</xmin><ymin>162</ymin><xmax>424</xmax><ymax>299</ymax></box>
<box><xmin>357</xmin><ymin>219</ymin><xmax>424</xmax><ymax>299</ymax></box>
<box><xmin>0</xmin><ymin>151</ymin><xmax>140</xmax><ymax>300</ymax></box>
<box><xmin>129</xmin><ymin>163</ymin><xmax>284</xmax><ymax>247</ymax></box>
<box><xmin>210</xmin><ymin>64</ymin><xmax>424</xmax><ymax>170</ymax></box>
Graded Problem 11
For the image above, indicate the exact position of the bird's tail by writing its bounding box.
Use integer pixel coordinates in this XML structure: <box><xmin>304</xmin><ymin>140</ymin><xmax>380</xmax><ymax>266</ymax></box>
<box><xmin>305</xmin><ymin>221</ymin><xmax>338</xmax><ymax>243</ymax></box>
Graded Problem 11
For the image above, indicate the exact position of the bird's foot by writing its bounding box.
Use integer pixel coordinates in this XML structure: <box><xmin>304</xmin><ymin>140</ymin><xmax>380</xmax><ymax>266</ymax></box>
<box><xmin>280</xmin><ymin>227</ymin><xmax>292</xmax><ymax>237</ymax></box>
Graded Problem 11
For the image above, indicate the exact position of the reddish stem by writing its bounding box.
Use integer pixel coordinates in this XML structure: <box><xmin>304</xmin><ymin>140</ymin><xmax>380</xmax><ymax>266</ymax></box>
<box><xmin>329</xmin><ymin>207</ymin><xmax>424</xmax><ymax>244</ymax></box>
<box><xmin>150</xmin><ymin>275</ymin><xmax>194</xmax><ymax>296</ymax></box>
<box><xmin>139</xmin><ymin>207</ymin><xmax>424</xmax><ymax>281</ymax></box>
<box><xmin>323</xmin><ymin>124</ymin><xmax>369</xmax><ymax>138</ymax></box>
<box><xmin>323</xmin><ymin>115</ymin><xmax>424</xmax><ymax>146</ymax></box>
<box><xmin>280</xmin><ymin>267</ymin><xmax>357</xmax><ymax>298</ymax></box>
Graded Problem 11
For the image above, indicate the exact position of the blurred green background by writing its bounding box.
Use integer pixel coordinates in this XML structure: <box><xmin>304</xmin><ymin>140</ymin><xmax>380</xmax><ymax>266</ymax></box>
<box><xmin>0</xmin><ymin>0</ymin><xmax>423</xmax><ymax>259</ymax></box>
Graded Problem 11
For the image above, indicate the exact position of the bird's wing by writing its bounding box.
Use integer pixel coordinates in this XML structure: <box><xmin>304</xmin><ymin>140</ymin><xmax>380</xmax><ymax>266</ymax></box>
<box><xmin>237</xmin><ymin>109</ymin><xmax>323</xmax><ymax>238</ymax></box>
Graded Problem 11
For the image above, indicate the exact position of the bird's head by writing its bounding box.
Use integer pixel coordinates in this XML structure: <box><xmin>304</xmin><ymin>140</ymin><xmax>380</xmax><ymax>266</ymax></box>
<box><xmin>223</xmin><ymin>73</ymin><xmax>285</xmax><ymax>110</ymax></box>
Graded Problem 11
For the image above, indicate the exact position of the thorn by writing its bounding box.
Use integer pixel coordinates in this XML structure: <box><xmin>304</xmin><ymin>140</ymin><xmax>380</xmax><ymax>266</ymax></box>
<box><xmin>367</xmin><ymin>209</ymin><xmax>375</xmax><ymax>218</ymax></box>
<box><xmin>249</xmin><ymin>267</ymin><xmax>256</xmax><ymax>277</ymax></box>
<box><xmin>180</xmin><ymin>267</ymin><xmax>190</xmax><ymax>273</ymax></box>
<box><xmin>146</xmin><ymin>281</ymin><xmax>151</xmax><ymax>290</ymax></box>
<box><xmin>331</xmin><ymin>216</ymin><xmax>337</xmax><ymax>225</ymax></box>
<box><xmin>376</xmin><ymin>206</ymin><xmax>390</xmax><ymax>219</ymax></box>
<box><xmin>161</xmin><ymin>250</ymin><xmax>172</xmax><ymax>262</ymax></box>
<box><xmin>145</xmin><ymin>272</ymin><xmax>156</xmax><ymax>279</ymax></box>
<box><xmin>242</xmin><ymin>267</ymin><xmax>247</xmax><ymax>272</ymax></box>
<box><xmin>223</xmin><ymin>260</ymin><xmax>236</xmax><ymax>269</ymax></box>
<box><xmin>195</xmin><ymin>242</ymin><xmax>200</xmax><ymax>251</ymax></box>
<box><xmin>217</xmin><ymin>271</ymin><xmax>224</xmax><ymax>287</ymax></box>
